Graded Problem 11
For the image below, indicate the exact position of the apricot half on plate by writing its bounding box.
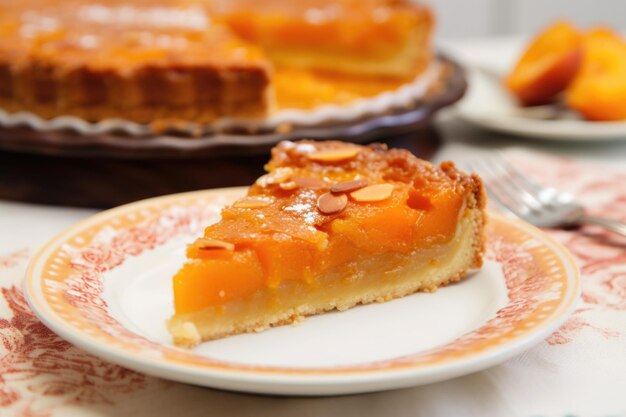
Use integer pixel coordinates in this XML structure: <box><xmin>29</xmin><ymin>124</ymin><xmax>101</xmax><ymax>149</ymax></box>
<box><xmin>566</xmin><ymin>28</ymin><xmax>626</xmax><ymax>121</ymax></box>
<box><xmin>505</xmin><ymin>21</ymin><xmax>583</xmax><ymax>106</ymax></box>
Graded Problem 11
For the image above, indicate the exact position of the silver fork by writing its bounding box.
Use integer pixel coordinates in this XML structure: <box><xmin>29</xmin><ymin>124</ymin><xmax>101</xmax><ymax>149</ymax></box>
<box><xmin>465</xmin><ymin>154</ymin><xmax>626</xmax><ymax>237</ymax></box>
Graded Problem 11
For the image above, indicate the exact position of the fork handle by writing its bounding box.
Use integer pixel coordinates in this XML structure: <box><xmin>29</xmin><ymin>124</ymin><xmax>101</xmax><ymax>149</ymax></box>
<box><xmin>580</xmin><ymin>215</ymin><xmax>626</xmax><ymax>238</ymax></box>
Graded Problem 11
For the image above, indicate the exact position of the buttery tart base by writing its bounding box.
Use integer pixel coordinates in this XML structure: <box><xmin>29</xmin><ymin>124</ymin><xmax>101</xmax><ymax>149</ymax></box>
<box><xmin>0</xmin><ymin>61</ymin><xmax>272</xmax><ymax>124</ymax></box>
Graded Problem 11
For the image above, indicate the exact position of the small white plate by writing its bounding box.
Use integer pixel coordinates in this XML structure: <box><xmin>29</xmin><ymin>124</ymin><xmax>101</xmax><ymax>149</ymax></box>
<box><xmin>457</xmin><ymin>67</ymin><xmax>626</xmax><ymax>141</ymax></box>
<box><xmin>25</xmin><ymin>188</ymin><xmax>579</xmax><ymax>396</ymax></box>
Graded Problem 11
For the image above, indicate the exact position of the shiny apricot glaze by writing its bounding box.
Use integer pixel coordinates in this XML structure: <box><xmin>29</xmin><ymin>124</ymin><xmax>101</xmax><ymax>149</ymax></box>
<box><xmin>566</xmin><ymin>28</ymin><xmax>626</xmax><ymax>121</ymax></box>
<box><xmin>505</xmin><ymin>21</ymin><xmax>583</xmax><ymax>106</ymax></box>
<box><xmin>210</xmin><ymin>0</ymin><xmax>429</xmax><ymax>58</ymax></box>
<box><xmin>273</xmin><ymin>67</ymin><xmax>420</xmax><ymax>110</ymax></box>
<box><xmin>0</xmin><ymin>2</ymin><xmax>267</xmax><ymax>71</ymax></box>
<box><xmin>173</xmin><ymin>141</ymin><xmax>475</xmax><ymax>315</ymax></box>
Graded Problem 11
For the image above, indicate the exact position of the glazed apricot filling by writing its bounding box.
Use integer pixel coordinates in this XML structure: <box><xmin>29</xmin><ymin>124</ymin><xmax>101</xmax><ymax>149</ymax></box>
<box><xmin>208</xmin><ymin>0</ymin><xmax>434</xmax><ymax>77</ymax></box>
<box><xmin>173</xmin><ymin>141</ymin><xmax>472</xmax><ymax>316</ymax></box>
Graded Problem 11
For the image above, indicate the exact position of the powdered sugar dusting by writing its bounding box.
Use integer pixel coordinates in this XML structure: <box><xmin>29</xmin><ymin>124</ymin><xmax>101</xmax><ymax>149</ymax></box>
<box><xmin>78</xmin><ymin>5</ymin><xmax>209</xmax><ymax>31</ymax></box>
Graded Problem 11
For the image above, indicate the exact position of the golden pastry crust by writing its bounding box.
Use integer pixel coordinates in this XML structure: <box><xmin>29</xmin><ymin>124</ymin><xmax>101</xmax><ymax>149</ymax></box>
<box><xmin>0</xmin><ymin>64</ymin><xmax>272</xmax><ymax>123</ymax></box>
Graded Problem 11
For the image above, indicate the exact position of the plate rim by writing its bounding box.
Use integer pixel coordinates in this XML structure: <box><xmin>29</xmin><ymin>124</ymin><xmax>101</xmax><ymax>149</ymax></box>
<box><xmin>24</xmin><ymin>188</ymin><xmax>580</xmax><ymax>395</ymax></box>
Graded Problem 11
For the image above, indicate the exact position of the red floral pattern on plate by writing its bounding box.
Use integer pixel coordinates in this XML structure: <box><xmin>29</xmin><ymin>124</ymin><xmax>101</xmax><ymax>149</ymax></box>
<box><xmin>59</xmin><ymin>204</ymin><xmax>224</xmax><ymax>356</ymax></box>
<box><xmin>399</xmin><ymin>227</ymin><xmax>565</xmax><ymax>364</ymax></box>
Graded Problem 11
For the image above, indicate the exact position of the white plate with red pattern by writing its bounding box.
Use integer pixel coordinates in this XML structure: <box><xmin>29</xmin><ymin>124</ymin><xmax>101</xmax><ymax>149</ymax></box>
<box><xmin>458</xmin><ymin>66</ymin><xmax>626</xmax><ymax>141</ymax></box>
<box><xmin>24</xmin><ymin>188</ymin><xmax>580</xmax><ymax>395</ymax></box>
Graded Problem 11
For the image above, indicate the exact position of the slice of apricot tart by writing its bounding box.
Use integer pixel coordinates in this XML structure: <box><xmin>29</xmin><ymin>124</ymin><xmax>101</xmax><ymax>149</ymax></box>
<box><xmin>168</xmin><ymin>140</ymin><xmax>486</xmax><ymax>347</ymax></box>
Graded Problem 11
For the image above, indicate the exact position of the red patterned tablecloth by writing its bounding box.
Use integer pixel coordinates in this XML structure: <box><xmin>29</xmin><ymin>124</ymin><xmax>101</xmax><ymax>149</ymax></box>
<box><xmin>0</xmin><ymin>150</ymin><xmax>625</xmax><ymax>417</ymax></box>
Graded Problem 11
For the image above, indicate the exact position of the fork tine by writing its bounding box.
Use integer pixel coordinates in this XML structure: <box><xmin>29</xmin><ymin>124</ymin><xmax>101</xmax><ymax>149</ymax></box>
<box><xmin>483</xmin><ymin>156</ymin><xmax>541</xmax><ymax>210</ymax></box>
<box><xmin>466</xmin><ymin>161</ymin><xmax>531</xmax><ymax>217</ymax></box>
<box><xmin>460</xmin><ymin>152</ymin><xmax>596</xmax><ymax>230</ymax></box>
<box><xmin>472</xmin><ymin>181</ymin><xmax>517</xmax><ymax>217</ymax></box>
<box><xmin>489</xmin><ymin>153</ymin><xmax>560</xmax><ymax>208</ymax></box>
<box><xmin>493</xmin><ymin>151</ymin><xmax>545</xmax><ymax>192</ymax></box>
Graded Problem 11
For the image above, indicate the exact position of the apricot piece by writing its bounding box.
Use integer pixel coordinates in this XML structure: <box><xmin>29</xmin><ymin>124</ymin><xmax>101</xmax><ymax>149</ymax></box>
<box><xmin>565</xmin><ymin>28</ymin><xmax>626</xmax><ymax>121</ymax></box>
<box><xmin>330</xmin><ymin>204</ymin><xmax>421</xmax><ymax>255</ymax></box>
<box><xmin>173</xmin><ymin>250</ymin><xmax>264</xmax><ymax>314</ymax></box>
<box><xmin>505</xmin><ymin>21</ymin><xmax>583</xmax><ymax>106</ymax></box>
<box><xmin>252</xmin><ymin>235</ymin><xmax>316</xmax><ymax>288</ymax></box>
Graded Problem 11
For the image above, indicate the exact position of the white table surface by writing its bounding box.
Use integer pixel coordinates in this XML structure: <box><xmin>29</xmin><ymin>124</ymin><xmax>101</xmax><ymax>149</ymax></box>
<box><xmin>1</xmin><ymin>38</ymin><xmax>626</xmax><ymax>417</ymax></box>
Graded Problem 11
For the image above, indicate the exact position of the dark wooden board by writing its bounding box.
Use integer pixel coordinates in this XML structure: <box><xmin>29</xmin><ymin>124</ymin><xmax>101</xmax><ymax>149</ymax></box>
<box><xmin>0</xmin><ymin>128</ymin><xmax>442</xmax><ymax>208</ymax></box>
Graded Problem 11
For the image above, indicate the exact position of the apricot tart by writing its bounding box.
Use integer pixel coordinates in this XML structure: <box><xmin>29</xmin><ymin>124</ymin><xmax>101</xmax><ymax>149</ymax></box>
<box><xmin>0</xmin><ymin>0</ymin><xmax>434</xmax><ymax>125</ymax></box>
<box><xmin>168</xmin><ymin>140</ymin><xmax>486</xmax><ymax>346</ymax></box>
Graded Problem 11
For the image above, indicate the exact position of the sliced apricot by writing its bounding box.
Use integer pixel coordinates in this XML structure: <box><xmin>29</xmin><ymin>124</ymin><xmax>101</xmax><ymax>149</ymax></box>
<box><xmin>330</xmin><ymin>203</ymin><xmax>422</xmax><ymax>255</ymax></box>
<box><xmin>251</xmin><ymin>235</ymin><xmax>316</xmax><ymax>288</ymax></box>
<box><xmin>505</xmin><ymin>21</ymin><xmax>583</xmax><ymax>106</ymax></box>
<box><xmin>565</xmin><ymin>28</ymin><xmax>626</xmax><ymax>121</ymax></box>
<box><xmin>173</xmin><ymin>250</ymin><xmax>264</xmax><ymax>314</ymax></box>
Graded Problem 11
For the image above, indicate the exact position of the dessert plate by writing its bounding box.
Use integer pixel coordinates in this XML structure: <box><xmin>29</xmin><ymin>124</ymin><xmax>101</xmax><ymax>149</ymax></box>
<box><xmin>457</xmin><ymin>66</ymin><xmax>626</xmax><ymax>141</ymax></box>
<box><xmin>25</xmin><ymin>188</ymin><xmax>579</xmax><ymax>396</ymax></box>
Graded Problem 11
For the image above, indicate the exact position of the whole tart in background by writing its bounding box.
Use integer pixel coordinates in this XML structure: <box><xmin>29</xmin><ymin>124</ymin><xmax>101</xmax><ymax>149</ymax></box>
<box><xmin>0</xmin><ymin>0</ymin><xmax>434</xmax><ymax>126</ymax></box>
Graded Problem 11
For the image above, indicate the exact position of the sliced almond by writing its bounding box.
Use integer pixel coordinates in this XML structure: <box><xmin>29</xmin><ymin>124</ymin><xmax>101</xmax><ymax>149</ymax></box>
<box><xmin>269</xmin><ymin>167</ymin><xmax>294</xmax><ymax>183</ymax></box>
<box><xmin>317</xmin><ymin>192</ymin><xmax>348</xmax><ymax>214</ymax></box>
<box><xmin>307</xmin><ymin>147</ymin><xmax>361</xmax><ymax>162</ymax></box>
<box><xmin>350</xmin><ymin>184</ymin><xmax>394</xmax><ymax>202</ymax></box>
<box><xmin>255</xmin><ymin>174</ymin><xmax>271</xmax><ymax>187</ymax></box>
<box><xmin>331</xmin><ymin>179</ymin><xmax>369</xmax><ymax>194</ymax></box>
<box><xmin>292</xmin><ymin>176</ymin><xmax>328</xmax><ymax>189</ymax></box>
<box><xmin>279</xmin><ymin>181</ymin><xmax>298</xmax><ymax>190</ymax></box>
<box><xmin>193</xmin><ymin>237</ymin><xmax>235</xmax><ymax>251</ymax></box>
<box><xmin>233</xmin><ymin>196</ymin><xmax>273</xmax><ymax>209</ymax></box>
<box><xmin>255</xmin><ymin>167</ymin><xmax>294</xmax><ymax>187</ymax></box>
